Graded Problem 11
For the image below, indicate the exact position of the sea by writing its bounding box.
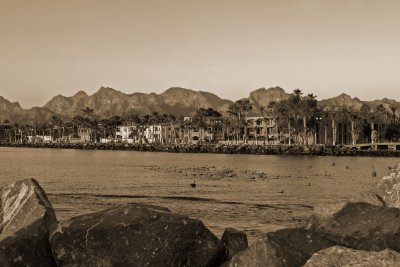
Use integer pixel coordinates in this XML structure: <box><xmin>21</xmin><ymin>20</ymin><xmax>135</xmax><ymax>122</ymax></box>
<box><xmin>0</xmin><ymin>147</ymin><xmax>397</xmax><ymax>243</ymax></box>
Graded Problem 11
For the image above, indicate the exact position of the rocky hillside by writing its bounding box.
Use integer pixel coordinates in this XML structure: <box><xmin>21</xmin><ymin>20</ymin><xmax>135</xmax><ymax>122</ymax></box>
<box><xmin>248</xmin><ymin>87</ymin><xmax>290</xmax><ymax>115</ymax></box>
<box><xmin>1</xmin><ymin>86</ymin><xmax>400</xmax><ymax>124</ymax></box>
<box><xmin>318</xmin><ymin>93</ymin><xmax>364</xmax><ymax>111</ymax></box>
<box><xmin>0</xmin><ymin>96</ymin><xmax>62</xmax><ymax>125</ymax></box>
<box><xmin>44</xmin><ymin>87</ymin><xmax>233</xmax><ymax>120</ymax></box>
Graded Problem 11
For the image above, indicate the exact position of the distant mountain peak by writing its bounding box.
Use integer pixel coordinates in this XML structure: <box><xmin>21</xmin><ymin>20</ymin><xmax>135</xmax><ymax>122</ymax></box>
<box><xmin>97</xmin><ymin>87</ymin><xmax>118</xmax><ymax>94</ymax></box>
<box><xmin>0</xmin><ymin>96</ymin><xmax>22</xmax><ymax>108</ymax></box>
<box><xmin>336</xmin><ymin>93</ymin><xmax>352</xmax><ymax>98</ymax></box>
<box><xmin>250</xmin><ymin>86</ymin><xmax>285</xmax><ymax>94</ymax></box>
<box><xmin>73</xmin><ymin>90</ymin><xmax>88</xmax><ymax>97</ymax></box>
<box><xmin>162</xmin><ymin>87</ymin><xmax>196</xmax><ymax>94</ymax></box>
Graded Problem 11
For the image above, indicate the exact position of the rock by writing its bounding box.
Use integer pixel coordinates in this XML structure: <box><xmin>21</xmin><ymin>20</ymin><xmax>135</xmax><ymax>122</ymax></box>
<box><xmin>221</xmin><ymin>228</ymin><xmax>248</xmax><ymax>259</ymax></box>
<box><xmin>0</xmin><ymin>178</ymin><xmax>57</xmax><ymax>267</ymax></box>
<box><xmin>222</xmin><ymin>228</ymin><xmax>336</xmax><ymax>267</ymax></box>
<box><xmin>306</xmin><ymin>202</ymin><xmax>400</xmax><ymax>251</ymax></box>
<box><xmin>221</xmin><ymin>234</ymin><xmax>280</xmax><ymax>267</ymax></box>
<box><xmin>304</xmin><ymin>246</ymin><xmax>400</xmax><ymax>267</ymax></box>
<box><xmin>375</xmin><ymin>166</ymin><xmax>400</xmax><ymax>208</ymax></box>
<box><xmin>50</xmin><ymin>203</ymin><xmax>226</xmax><ymax>267</ymax></box>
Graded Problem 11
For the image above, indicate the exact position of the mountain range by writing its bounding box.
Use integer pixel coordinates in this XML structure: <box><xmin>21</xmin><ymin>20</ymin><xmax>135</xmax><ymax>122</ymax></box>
<box><xmin>1</xmin><ymin>86</ymin><xmax>399</xmax><ymax>124</ymax></box>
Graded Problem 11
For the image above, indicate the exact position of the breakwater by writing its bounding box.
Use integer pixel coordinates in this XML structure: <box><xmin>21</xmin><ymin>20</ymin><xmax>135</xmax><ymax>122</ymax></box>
<box><xmin>2</xmin><ymin>141</ymin><xmax>400</xmax><ymax>157</ymax></box>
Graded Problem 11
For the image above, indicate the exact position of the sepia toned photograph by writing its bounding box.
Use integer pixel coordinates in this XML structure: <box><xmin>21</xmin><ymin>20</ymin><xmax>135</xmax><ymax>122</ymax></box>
<box><xmin>1</xmin><ymin>0</ymin><xmax>400</xmax><ymax>266</ymax></box>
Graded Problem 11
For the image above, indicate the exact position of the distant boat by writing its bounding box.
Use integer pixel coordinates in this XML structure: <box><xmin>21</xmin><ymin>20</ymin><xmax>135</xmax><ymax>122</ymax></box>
<box><xmin>190</xmin><ymin>180</ymin><xmax>196</xmax><ymax>188</ymax></box>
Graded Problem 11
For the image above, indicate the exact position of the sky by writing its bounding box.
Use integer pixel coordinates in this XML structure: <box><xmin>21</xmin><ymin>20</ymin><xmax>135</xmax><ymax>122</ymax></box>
<box><xmin>0</xmin><ymin>0</ymin><xmax>399</xmax><ymax>108</ymax></box>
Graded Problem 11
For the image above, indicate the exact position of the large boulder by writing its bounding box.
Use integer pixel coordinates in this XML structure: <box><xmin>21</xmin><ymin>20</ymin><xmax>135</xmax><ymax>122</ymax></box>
<box><xmin>50</xmin><ymin>203</ymin><xmax>226</xmax><ymax>267</ymax></box>
<box><xmin>0</xmin><ymin>178</ymin><xmax>57</xmax><ymax>267</ymax></box>
<box><xmin>221</xmin><ymin>228</ymin><xmax>248</xmax><ymax>259</ymax></box>
<box><xmin>375</xmin><ymin>166</ymin><xmax>400</xmax><ymax>208</ymax></box>
<box><xmin>304</xmin><ymin>246</ymin><xmax>400</xmax><ymax>267</ymax></box>
<box><xmin>306</xmin><ymin>201</ymin><xmax>400</xmax><ymax>251</ymax></box>
<box><xmin>222</xmin><ymin>228</ymin><xmax>336</xmax><ymax>267</ymax></box>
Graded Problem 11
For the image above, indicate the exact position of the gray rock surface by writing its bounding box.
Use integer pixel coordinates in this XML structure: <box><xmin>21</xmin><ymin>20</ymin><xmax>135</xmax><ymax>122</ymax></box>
<box><xmin>304</xmin><ymin>246</ymin><xmax>400</xmax><ymax>267</ymax></box>
<box><xmin>306</xmin><ymin>201</ymin><xmax>400</xmax><ymax>251</ymax></box>
<box><xmin>375</xmin><ymin>166</ymin><xmax>400</xmax><ymax>208</ymax></box>
<box><xmin>222</xmin><ymin>228</ymin><xmax>336</xmax><ymax>267</ymax></box>
<box><xmin>0</xmin><ymin>178</ymin><xmax>57</xmax><ymax>267</ymax></box>
<box><xmin>221</xmin><ymin>228</ymin><xmax>248</xmax><ymax>259</ymax></box>
<box><xmin>50</xmin><ymin>203</ymin><xmax>226</xmax><ymax>267</ymax></box>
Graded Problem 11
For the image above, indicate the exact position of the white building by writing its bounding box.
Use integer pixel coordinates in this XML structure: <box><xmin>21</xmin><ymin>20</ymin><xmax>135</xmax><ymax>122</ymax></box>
<box><xmin>115</xmin><ymin>126</ymin><xmax>136</xmax><ymax>143</ymax></box>
<box><xmin>144</xmin><ymin>125</ymin><xmax>162</xmax><ymax>143</ymax></box>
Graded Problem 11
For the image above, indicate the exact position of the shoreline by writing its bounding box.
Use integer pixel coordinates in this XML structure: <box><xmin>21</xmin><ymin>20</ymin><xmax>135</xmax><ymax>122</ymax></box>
<box><xmin>2</xmin><ymin>141</ymin><xmax>400</xmax><ymax>157</ymax></box>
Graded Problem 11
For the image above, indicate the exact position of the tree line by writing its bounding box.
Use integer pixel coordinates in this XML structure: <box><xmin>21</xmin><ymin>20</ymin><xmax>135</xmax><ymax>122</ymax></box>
<box><xmin>1</xmin><ymin>89</ymin><xmax>399</xmax><ymax>144</ymax></box>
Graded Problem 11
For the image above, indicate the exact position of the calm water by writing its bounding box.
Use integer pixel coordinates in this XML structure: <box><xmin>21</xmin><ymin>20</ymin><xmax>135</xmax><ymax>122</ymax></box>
<box><xmin>0</xmin><ymin>147</ymin><xmax>398</xmax><ymax>243</ymax></box>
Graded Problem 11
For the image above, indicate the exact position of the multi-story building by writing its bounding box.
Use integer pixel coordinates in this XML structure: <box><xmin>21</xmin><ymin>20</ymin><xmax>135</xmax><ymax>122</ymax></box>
<box><xmin>115</xmin><ymin>126</ymin><xmax>136</xmax><ymax>143</ymax></box>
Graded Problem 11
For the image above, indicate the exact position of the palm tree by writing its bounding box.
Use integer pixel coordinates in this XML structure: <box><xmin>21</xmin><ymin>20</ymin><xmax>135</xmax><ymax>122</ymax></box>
<box><xmin>299</xmin><ymin>93</ymin><xmax>318</xmax><ymax>145</ymax></box>
<box><xmin>277</xmin><ymin>89</ymin><xmax>305</xmax><ymax>145</ymax></box>
<box><xmin>358</xmin><ymin>104</ymin><xmax>371</xmax><ymax>143</ymax></box>
<box><xmin>180</xmin><ymin>118</ymin><xmax>193</xmax><ymax>144</ymax></box>
<box><xmin>126</xmin><ymin>114</ymin><xmax>141</xmax><ymax>125</ymax></box>
<box><xmin>82</xmin><ymin>106</ymin><xmax>94</xmax><ymax>119</ymax></box>
<box><xmin>150</xmin><ymin>112</ymin><xmax>161</xmax><ymax>143</ymax></box>
<box><xmin>160</xmin><ymin>113</ymin><xmax>170</xmax><ymax>144</ymax></box>
<box><xmin>228</xmin><ymin>99</ymin><xmax>253</xmax><ymax>143</ymax></box>
<box><xmin>376</xmin><ymin>104</ymin><xmax>386</xmax><ymax>115</ymax></box>
<box><xmin>237</xmin><ymin>99</ymin><xmax>253</xmax><ymax>143</ymax></box>
<box><xmin>193</xmin><ymin>109</ymin><xmax>208</xmax><ymax>143</ymax></box>
<box><xmin>50</xmin><ymin>115</ymin><xmax>64</xmax><ymax>141</ymax></box>
<box><xmin>360</xmin><ymin>104</ymin><xmax>371</xmax><ymax>117</ymax></box>
<box><xmin>74</xmin><ymin>107</ymin><xmax>95</xmax><ymax>142</ymax></box>
<box><xmin>167</xmin><ymin>114</ymin><xmax>178</xmax><ymax>144</ymax></box>
<box><xmin>349</xmin><ymin>111</ymin><xmax>362</xmax><ymax>145</ymax></box>
<box><xmin>263</xmin><ymin>101</ymin><xmax>284</xmax><ymax>144</ymax></box>
<box><xmin>254</xmin><ymin>118</ymin><xmax>263</xmax><ymax>145</ymax></box>
<box><xmin>228</xmin><ymin>103</ymin><xmax>240</xmax><ymax>144</ymax></box>
<box><xmin>326</xmin><ymin>105</ymin><xmax>338</xmax><ymax>145</ymax></box>
<box><xmin>339</xmin><ymin>106</ymin><xmax>361</xmax><ymax>145</ymax></box>
<box><xmin>375</xmin><ymin>104</ymin><xmax>387</xmax><ymax>142</ymax></box>
<box><xmin>388</xmin><ymin>105</ymin><xmax>398</xmax><ymax>124</ymax></box>
<box><xmin>282</xmin><ymin>96</ymin><xmax>299</xmax><ymax>145</ymax></box>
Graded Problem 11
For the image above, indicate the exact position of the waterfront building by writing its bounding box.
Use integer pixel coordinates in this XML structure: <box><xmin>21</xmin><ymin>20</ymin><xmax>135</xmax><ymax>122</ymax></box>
<box><xmin>115</xmin><ymin>125</ymin><xmax>136</xmax><ymax>143</ymax></box>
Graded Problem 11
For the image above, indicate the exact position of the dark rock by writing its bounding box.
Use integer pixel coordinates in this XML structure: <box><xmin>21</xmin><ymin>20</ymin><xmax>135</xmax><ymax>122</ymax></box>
<box><xmin>0</xmin><ymin>178</ymin><xmax>57</xmax><ymax>267</ymax></box>
<box><xmin>221</xmin><ymin>233</ymin><xmax>280</xmax><ymax>267</ymax></box>
<box><xmin>222</xmin><ymin>228</ymin><xmax>336</xmax><ymax>267</ymax></box>
<box><xmin>304</xmin><ymin>246</ymin><xmax>400</xmax><ymax>267</ymax></box>
<box><xmin>50</xmin><ymin>203</ymin><xmax>226</xmax><ymax>267</ymax></box>
<box><xmin>221</xmin><ymin>228</ymin><xmax>248</xmax><ymax>259</ymax></box>
<box><xmin>306</xmin><ymin>201</ymin><xmax>400</xmax><ymax>251</ymax></box>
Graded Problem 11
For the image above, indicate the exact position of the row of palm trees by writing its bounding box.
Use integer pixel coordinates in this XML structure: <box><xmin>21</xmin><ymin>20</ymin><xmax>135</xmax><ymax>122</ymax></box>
<box><xmin>262</xmin><ymin>90</ymin><xmax>400</xmax><ymax>145</ymax></box>
<box><xmin>0</xmin><ymin>107</ymin><xmax>222</xmax><ymax>143</ymax></box>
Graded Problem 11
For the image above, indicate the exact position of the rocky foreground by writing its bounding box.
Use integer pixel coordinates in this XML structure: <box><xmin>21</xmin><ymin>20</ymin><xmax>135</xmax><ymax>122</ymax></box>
<box><xmin>1</xmin><ymin>167</ymin><xmax>400</xmax><ymax>266</ymax></box>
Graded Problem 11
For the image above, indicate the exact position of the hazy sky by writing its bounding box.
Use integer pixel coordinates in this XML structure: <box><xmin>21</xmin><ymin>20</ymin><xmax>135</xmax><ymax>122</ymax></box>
<box><xmin>1</xmin><ymin>0</ymin><xmax>399</xmax><ymax>108</ymax></box>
